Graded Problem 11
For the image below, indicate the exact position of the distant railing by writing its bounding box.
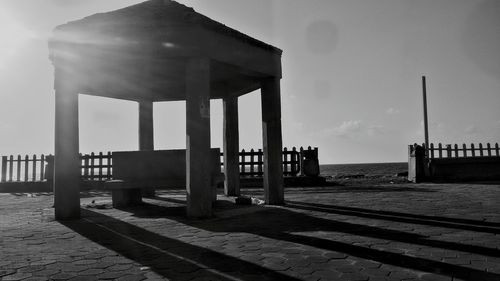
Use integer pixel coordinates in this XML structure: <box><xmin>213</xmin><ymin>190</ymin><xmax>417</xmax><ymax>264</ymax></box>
<box><xmin>1</xmin><ymin>146</ymin><xmax>318</xmax><ymax>183</ymax></box>
<box><xmin>1</xmin><ymin>154</ymin><xmax>50</xmax><ymax>182</ymax></box>
<box><xmin>409</xmin><ymin>142</ymin><xmax>500</xmax><ymax>182</ymax></box>
<box><xmin>409</xmin><ymin>142</ymin><xmax>500</xmax><ymax>159</ymax></box>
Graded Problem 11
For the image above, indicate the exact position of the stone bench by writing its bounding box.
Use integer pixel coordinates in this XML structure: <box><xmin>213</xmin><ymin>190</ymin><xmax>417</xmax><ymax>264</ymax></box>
<box><xmin>104</xmin><ymin>149</ymin><xmax>223</xmax><ymax>207</ymax></box>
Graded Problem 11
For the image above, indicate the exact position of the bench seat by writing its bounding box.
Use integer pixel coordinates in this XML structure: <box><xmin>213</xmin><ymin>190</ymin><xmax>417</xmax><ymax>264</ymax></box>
<box><xmin>103</xmin><ymin>149</ymin><xmax>223</xmax><ymax>208</ymax></box>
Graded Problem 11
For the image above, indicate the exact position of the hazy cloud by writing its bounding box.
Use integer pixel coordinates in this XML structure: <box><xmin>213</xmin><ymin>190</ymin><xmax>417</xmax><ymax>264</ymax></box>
<box><xmin>419</xmin><ymin>121</ymin><xmax>445</xmax><ymax>132</ymax></box>
<box><xmin>320</xmin><ymin>120</ymin><xmax>385</xmax><ymax>138</ymax></box>
<box><xmin>464</xmin><ymin>125</ymin><xmax>481</xmax><ymax>135</ymax></box>
<box><xmin>385</xmin><ymin>108</ymin><xmax>400</xmax><ymax>115</ymax></box>
<box><xmin>367</xmin><ymin>125</ymin><xmax>385</xmax><ymax>136</ymax></box>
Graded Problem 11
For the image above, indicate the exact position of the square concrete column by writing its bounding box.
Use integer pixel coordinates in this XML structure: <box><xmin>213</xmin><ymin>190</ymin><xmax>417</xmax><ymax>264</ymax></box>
<box><xmin>223</xmin><ymin>96</ymin><xmax>240</xmax><ymax>196</ymax></box>
<box><xmin>138</xmin><ymin>100</ymin><xmax>155</xmax><ymax>198</ymax></box>
<box><xmin>186</xmin><ymin>58</ymin><xmax>213</xmax><ymax>218</ymax></box>
<box><xmin>54</xmin><ymin>72</ymin><xmax>81</xmax><ymax>220</ymax></box>
<box><xmin>261</xmin><ymin>77</ymin><xmax>284</xmax><ymax>205</ymax></box>
<box><xmin>139</xmin><ymin>100</ymin><xmax>154</xmax><ymax>151</ymax></box>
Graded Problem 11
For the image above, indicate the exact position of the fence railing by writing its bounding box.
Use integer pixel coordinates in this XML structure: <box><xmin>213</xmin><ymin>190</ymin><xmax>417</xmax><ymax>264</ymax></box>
<box><xmin>410</xmin><ymin>143</ymin><xmax>500</xmax><ymax>159</ymax></box>
<box><xmin>232</xmin><ymin>146</ymin><xmax>303</xmax><ymax>177</ymax></box>
<box><xmin>80</xmin><ymin>152</ymin><xmax>112</xmax><ymax>181</ymax></box>
<box><xmin>1</xmin><ymin>146</ymin><xmax>318</xmax><ymax>183</ymax></box>
<box><xmin>1</xmin><ymin>154</ymin><xmax>50</xmax><ymax>182</ymax></box>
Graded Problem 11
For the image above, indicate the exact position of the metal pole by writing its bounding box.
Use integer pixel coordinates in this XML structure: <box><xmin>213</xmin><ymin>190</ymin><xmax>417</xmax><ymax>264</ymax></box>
<box><xmin>422</xmin><ymin>76</ymin><xmax>429</xmax><ymax>157</ymax></box>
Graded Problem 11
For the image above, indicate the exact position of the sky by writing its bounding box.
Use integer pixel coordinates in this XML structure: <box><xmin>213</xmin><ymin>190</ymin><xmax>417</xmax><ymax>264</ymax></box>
<box><xmin>0</xmin><ymin>0</ymin><xmax>499</xmax><ymax>164</ymax></box>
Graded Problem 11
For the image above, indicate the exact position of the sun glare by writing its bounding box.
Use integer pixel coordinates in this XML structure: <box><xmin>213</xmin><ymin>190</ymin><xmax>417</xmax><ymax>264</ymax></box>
<box><xmin>0</xmin><ymin>10</ymin><xmax>35</xmax><ymax>68</ymax></box>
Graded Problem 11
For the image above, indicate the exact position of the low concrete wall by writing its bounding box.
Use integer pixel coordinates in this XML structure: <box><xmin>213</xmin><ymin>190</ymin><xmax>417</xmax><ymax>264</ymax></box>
<box><xmin>429</xmin><ymin>157</ymin><xmax>500</xmax><ymax>182</ymax></box>
<box><xmin>0</xmin><ymin>182</ymin><xmax>51</xmax><ymax>193</ymax></box>
<box><xmin>112</xmin><ymin>149</ymin><xmax>221</xmax><ymax>185</ymax></box>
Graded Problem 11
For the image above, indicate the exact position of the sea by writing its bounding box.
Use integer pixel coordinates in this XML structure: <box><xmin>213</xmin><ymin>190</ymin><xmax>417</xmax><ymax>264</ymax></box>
<box><xmin>320</xmin><ymin>162</ymin><xmax>407</xmax><ymax>178</ymax></box>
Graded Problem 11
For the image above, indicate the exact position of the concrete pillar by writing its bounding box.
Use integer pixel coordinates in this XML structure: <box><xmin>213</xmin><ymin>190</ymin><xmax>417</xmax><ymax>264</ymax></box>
<box><xmin>54</xmin><ymin>72</ymin><xmax>81</xmax><ymax>220</ymax></box>
<box><xmin>138</xmin><ymin>100</ymin><xmax>155</xmax><ymax>198</ymax></box>
<box><xmin>185</xmin><ymin>58</ymin><xmax>212</xmax><ymax>218</ymax></box>
<box><xmin>139</xmin><ymin>100</ymin><xmax>154</xmax><ymax>151</ymax></box>
<box><xmin>223</xmin><ymin>96</ymin><xmax>240</xmax><ymax>196</ymax></box>
<box><xmin>261</xmin><ymin>77</ymin><xmax>284</xmax><ymax>205</ymax></box>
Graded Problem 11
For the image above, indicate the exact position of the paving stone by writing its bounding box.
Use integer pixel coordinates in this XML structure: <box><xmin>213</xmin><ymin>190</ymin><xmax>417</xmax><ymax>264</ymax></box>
<box><xmin>31</xmin><ymin>268</ymin><xmax>60</xmax><ymax>277</ymax></box>
<box><xmin>73</xmin><ymin>259</ymin><xmax>97</xmax><ymax>266</ymax></box>
<box><xmin>97</xmin><ymin>271</ymin><xmax>129</xmax><ymax>279</ymax></box>
<box><xmin>29</xmin><ymin>260</ymin><xmax>56</xmax><ymax>266</ymax></box>
<box><xmin>50</xmin><ymin>273</ymin><xmax>77</xmax><ymax>280</ymax></box>
<box><xmin>58</xmin><ymin>265</ymin><xmax>88</xmax><ymax>273</ymax></box>
<box><xmin>2</xmin><ymin>272</ymin><xmax>33</xmax><ymax>281</ymax></box>
<box><xmin>0</xmin><ymin>269</ymin><xmax>17</xmax><ymax>277</ymax></box>
<box><xmin>77</xmin><ymin>268</ymin><xmax>105</xmax><ymax>276</ymax></box>
<box><xmin>68</xmin><ymin>276</ymin><xmax>97</xmax><ymax>281</ymax></box>
<box><xmin>323</xmin><ymin>251</ymin><xmax>348</xmax><ymax>260</ymax></box>
<box><xmin>108</xmin><ymin>264</ymin><xmax>133</xmax><ymax>271</ymax></box>
<box><xmin>115</xmin><ymin>275</ymin><xmax>146</xmax><ymax>281</ymax></box>
<box><xmin>18</xmin><ymin>265</ymin><xmax>46</xmax><ymax>273</ymax></box>
<box><xmin>340</xmin><ymin>272</ymin><xmax>370</xmax><ymax>280</ymax></box>
<box><xmin>312</xmin><ymin>269</ymin><xmax>343</xmax><ymax>280</ymax></box>
<box><xmin>23</xmin><ymin>277</ymin><xmax>49</xmax><ymax>281</ymax></box>
<box><xmin>420</xmin><ymin>273</ymin><xmax>453</xmax><ymax>281</ymax></box>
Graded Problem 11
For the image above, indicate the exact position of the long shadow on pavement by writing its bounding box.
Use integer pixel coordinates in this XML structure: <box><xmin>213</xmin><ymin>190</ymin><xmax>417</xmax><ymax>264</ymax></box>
<box><xmin>61</xmin><ymin>209</ymin><xmax>302</xmax><ymax>281</ymax></box>
<box><xmin>123</xmin><ymin>200</ymin><xmax>500</xmax><ymax>281</ymax></box>
<box><xmin>285</xmin><ymin>200</ymin><xmax>500</xmax><ymax>233</ymax></box>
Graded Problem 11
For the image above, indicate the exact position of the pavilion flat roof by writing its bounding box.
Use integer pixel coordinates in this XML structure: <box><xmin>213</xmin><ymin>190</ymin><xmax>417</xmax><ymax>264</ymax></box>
<box><xmin>49</xmin><ymin>0</ymin><xmax>282</xmax><ymax>102</ymax></box>
<box><xmin>54</xmin><ymin>0</ymin><xmax>281</xmax><ymax>54</ymax></box>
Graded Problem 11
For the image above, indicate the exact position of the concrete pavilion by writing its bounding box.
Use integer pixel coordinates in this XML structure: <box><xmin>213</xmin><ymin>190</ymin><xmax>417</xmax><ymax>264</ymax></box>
<box><xmin>48</xmin><ymin>0</ymin><xmax>284</xmax><ymax>220</ymax></box>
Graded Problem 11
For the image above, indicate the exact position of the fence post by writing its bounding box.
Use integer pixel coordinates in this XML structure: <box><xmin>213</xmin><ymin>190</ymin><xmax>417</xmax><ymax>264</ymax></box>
<box><xmin>299</xmin><ymin>147</ymin><xmax>304</xmax><ymax>176</ymax></box>
<box><xmin>1</xmin><ymin>156</ymin><xmax>7</xmax><ymax>182</ymax></box>
<box><xmin>479</xmin><ymin>143</ymin><xmax>484</xmax><ymax>157</ymax></box>
<box><xmin>487</xmin><ymin>143</ymin><xmax>492</xmax><ymax>157</ymax></box>
<box><xmin>283</xmin><ymin>147</ymin><xmax>288</xmax><ymax>175</ymax></box>
<box><xmin>32</xmin><ymin>155</ymin><xmax>37</xmax><ymax>181</ymax></box>
<box><xmin>292</xmin><ymin>147</ymin><xmax>299</xmax><ymax>175</ymax></box>
<box><xmin>24</xmin><ymin>155</ymin><xmax>29</xmax><ymax>182</ymax></box>
<box><xmin>462</xmin><ymin>143</ymin><xmax>467</xmax><ymax>158</ymax></box>
<box><xmin>250</xmin><ymin>149</ymin><xmax>255</xmax><ymax>175</ymax></box>
<box><xmin>429</xmin><ymin>143</ymin><xmax>434</xmax><ymax>159</ymax></box>
<box><xmin>40</xmin><ymin>154</ymin><xmax>45</xmax><ymax>181</ymax></box>
<box><xmin>257</xmin><ymin>149</ymin><xmax>263</xmax><ymax>176</ymax></box>
<box><xmin>454</xmin><ymin>144</ymin><xmax>459</xmax><ymax>158</ymax></box>
<box><xmin>471</xmin><ymin>143</ymin><xmax>475</xmax><ymax>157</ymax></box>
<box><xmin>98</xmin><ymin>152</ymin><xmax>103</xmax><ymax>181</ymax></box>
<box><xmin>9</xmin><ymin>155</ymin><xmax>13</xmax><ymax>182</ymax></box>
<box><xmin>446</xmin><ymin>145</ymin><xmax>452</xmax><ymax>158</ymax></box>
<box><xmin>90</xmin><ymin>152</ymin><xmax>95</xmax><ymax>180</ymax></box>
<box><xmin>438</xmin><ymin>143</ymin><xmax>443</xmax><ymax>158</ymax></box>
<box><xmin>16</xmin><ymin>155</ymin><xmax>21</xmax><ymax>182</ymax></box>
<box><xmin>83</xmin><ymin>155</ymin><xmax>89</xmax><ymax>180</ymax></box>
<box><xmin>240</xmin><ymin>149</ymin><xmax>245</xmax><ymax>175</ymax></box>
<box><xmin>496</xmin><ymin>143</ymin><xmax>499</xmax><ymax>157</ymax></box>
<box><xmin>107</xmin><ymin>152</ymin><xmax>112</xmax><ymax>180</ymax></box>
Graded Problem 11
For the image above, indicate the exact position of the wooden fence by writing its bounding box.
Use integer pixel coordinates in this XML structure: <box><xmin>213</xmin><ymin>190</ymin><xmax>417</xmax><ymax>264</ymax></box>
<box><xmin>80</xmin><ymin>152</ymin><xmax>112</xmax><ymax>181</ymax></box>
<box><xmin>233</xmin><ymin>146</ymin><xmax>302</xmax><ymax>177</ymax></box>
<box><xmin>0</xmin><ymin>154</ymin><xmax>50</xmax><ymax>182</ymax></box>
<box><xmin>1</xmin><ymin>146</ymin><xmax>317</xmax><ymax>183</ymax></box>
<box><xmin>425</xmin><ymin>143</ymin><xmax>500</xmax><ymax>159</ymax></box>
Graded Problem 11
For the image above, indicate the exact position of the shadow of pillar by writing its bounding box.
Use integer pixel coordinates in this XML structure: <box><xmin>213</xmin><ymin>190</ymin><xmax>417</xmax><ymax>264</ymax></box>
<box><xmin>61</xmin><ymin>209</ymin><xmax>302</xmax><ymax>280</ymax></box>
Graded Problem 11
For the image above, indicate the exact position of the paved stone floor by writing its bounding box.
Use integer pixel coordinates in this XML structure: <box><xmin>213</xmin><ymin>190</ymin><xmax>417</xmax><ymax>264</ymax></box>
<box><xmin>1</xmin><ymin>182</ymin><xmax>500</xmax><ymax>280</ymax></box>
